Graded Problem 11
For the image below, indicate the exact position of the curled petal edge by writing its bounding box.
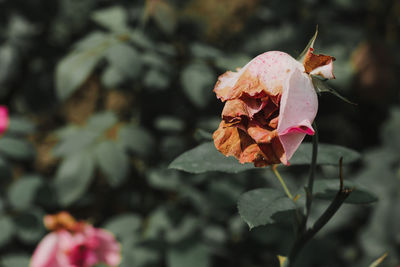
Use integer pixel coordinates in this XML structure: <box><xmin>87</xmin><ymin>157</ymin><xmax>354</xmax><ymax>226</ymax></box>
<box><xmin>303</xmin><ymin>48</ymin><xmax>335</xmax><ymax>79</ymax></box>
<box><xmin>277</xmin><ymin>67</ymin><xmax>318</xmax><ymax>162</ymax></box>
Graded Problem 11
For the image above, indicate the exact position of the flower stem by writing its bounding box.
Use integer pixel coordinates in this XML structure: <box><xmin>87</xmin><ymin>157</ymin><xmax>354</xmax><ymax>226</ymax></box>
<box><xmin>272</xmin><ymin>165</ymin><xmax>293</xmax><ymax>200</ymax></box>
<box><xmin>288</xmin><ymin>158</ymin><xmax>352</xmax><ymax>266</ymax></box>
<box><xmin>304</xmin><ymin>122</ymin><xmax>319</xmax><ymax>224</ymax></box>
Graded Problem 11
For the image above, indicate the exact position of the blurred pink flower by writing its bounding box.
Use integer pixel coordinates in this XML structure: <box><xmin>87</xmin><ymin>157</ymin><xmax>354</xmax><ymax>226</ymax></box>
<box><xmin>30</xmin><ymin>212</ymin><xmax>121</xmax><ymax>267</ymax></box>
<box><xmin>0</xmin><ymin>106</ymin><xmax>9</xmax><ymax>135</ymax></box>
<box><xmin>213</xmin><ymin>47</ymin><xmax>334</xmax><ymax>166</ymax></box>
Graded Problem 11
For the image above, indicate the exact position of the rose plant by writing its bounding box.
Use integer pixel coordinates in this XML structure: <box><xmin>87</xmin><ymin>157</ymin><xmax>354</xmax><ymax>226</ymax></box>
<box><xmin>170</xmin><ymin>29</ymin><xmax>377</xmax><ymax>267</ymax></box>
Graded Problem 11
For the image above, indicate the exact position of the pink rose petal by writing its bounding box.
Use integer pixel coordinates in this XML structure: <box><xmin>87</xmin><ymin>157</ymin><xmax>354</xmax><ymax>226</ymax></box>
<box><xmin>31</xmin><ymin>214</ymin><xmax>121</xmax><ymax>267</ymax></box>
<box><xmin>277</xmin><ymin>67</ymin><xmax>318</xmax><ymax>161</ymax></box>
<box><xmin>30</xmin><ymin>231</ymin><xmax>74</xmax><ymax>267</ymax></box>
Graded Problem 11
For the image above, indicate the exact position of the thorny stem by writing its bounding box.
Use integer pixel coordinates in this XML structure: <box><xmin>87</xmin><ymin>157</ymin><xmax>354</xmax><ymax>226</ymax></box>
<box><xmin>288</xmin><ymin>158</ymin><xmax>353</xmax><ymax>266</ymax></box>
<box><xmin>272</xmin><ymin>165</ymin><xmax>293</xmax><ymax>200</ymax></box>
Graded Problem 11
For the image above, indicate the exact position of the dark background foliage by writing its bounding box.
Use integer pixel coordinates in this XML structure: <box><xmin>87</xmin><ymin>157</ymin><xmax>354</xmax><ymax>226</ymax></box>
<box><xmin>0</xmin><ymin>0</ymin><xmax>399</xmax><ymax>266</ymax></box>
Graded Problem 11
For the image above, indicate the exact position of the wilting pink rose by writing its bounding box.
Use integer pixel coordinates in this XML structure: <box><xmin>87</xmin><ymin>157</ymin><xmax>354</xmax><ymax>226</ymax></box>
<box><xmin>0</xmin><ymin>106</ymin><xmax>9</xmax><ymax>135</ymax></box>
<box><xmin>30</xmin><ymin>212</ymin><xmax>121</xmax><ymax>267</ymax></box>
<box><xmin>213</xmin><ymin>47</ymin><xmax>334</xmax><ymax>166</ymax></box>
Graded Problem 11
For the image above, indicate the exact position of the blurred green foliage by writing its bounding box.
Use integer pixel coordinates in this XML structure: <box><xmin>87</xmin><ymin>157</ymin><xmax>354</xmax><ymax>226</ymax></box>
<box><xmin>0</xmin><ymin>0</ymin><xmax>399</xmax><ymax>266</ymax></box>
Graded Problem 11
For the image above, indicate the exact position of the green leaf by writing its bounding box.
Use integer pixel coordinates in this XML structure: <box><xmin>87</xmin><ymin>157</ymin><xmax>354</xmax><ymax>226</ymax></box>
<box><xmin>73</xmin><ymin>32</ymin><xmax>110</xmax><ymax>51</ymax></box>
<box><xmin>101</xmin><ymin>65</ymin><xmax>124</xmax><ymax>88</ymax></box>
<box><xmin>106</xmin><ymin>43</ymin><xmax>142</xmax><ymax>79</ymax></box>
<box><xmin>7</xmin><ymin>116</ymin><xmax>35</xmax><ymax>134</ymax></box>
<box><xmin>0</xmin><ymin>156</ymin><xmax>12</xmax><ymax>181</ymax></box>
<box><xmin>7</xmin><ymin>175</ymin><xmax>43</xmax><ymax>210</ymax></box>
<box><xmin>193</xmin><ymin>129</ymin><xmax>213</xmax><ymax>142</ymax></box>
<box><xmin>103</xmin><ymin>213</ymin><xmax>142</xmax><ymax>241</ymax></box>
<box><xmin>311</xmin><ymin>76</ymin><xmax>356</xmax><ymax>105</ymax></box>
<box><xmin>144</xmin><ymin>208</ymin><xmax>173</xmax><ymax>240</ymax></box>
<box><xmin>244</xmin><ymin>25</ymin><xmax>295</xmax><ymax>54</ymax></box>
<box><xmin>169</xmin><ymin>142</ymin><xmax>254</xmax><ymax>174</ymax></box>
<box><xmin>53</xmin><ymin>129</ymin><xmax>99</xmax><ymax>157</ymax></box>
<box><xmin>0</xmin><ymin>198</ymin><xmax>4</xmax><ymax>213</ymax></box>
<box><xmin>118</xmin><ymin>125</ymin><xmax>155</xmax><ymax>157</ymax></box>
<box><xmin>154</xmin><ymin>116</ymin><xmax>185</xmax><ymax>132</ymax></box>
<box><xmin>56</xmin><ymin>42</ymin><xmax>108</xmax><ymax>100</ymax></box>
<box><xmin>0</xmin><ymin>137</ymin><xmax>35</xmax><ymax>160</ymax></box>
<box><xmin>170</xmin><ymin>142</ymin><xmax>360</xmax><ymax>174</ymax></box>
<box><xmin>94</xmin><ymin>141</ymin><xmax>129</xmax><ymax>187</ymax></box>
<box><xmin>237</xmin><ymin>188</ymin><xmax>296</xmax><ymax>229</ymax></box>
<box><xmin>128</xmin><ymin>29</ymin><xmax>154</xmax><ymax>50</ymax></box>
<box><xmin>14</xmin><ymin>209</ymin><xmax>46</xmax><ymax>244</ymax></box>
<box><xmin>297</xmin><ymin>25</ymin><xmax>318</xmax><ymax>61</ymax></box>
<box><xmin>167</xmin><ymin>244</ymin><xmax>210</xmax><ymax>267</ymax></box>
<box><xmin>54</xmin><ymin>125</ymin><xmax>80</xmax><ymax>139</ymax></box>
<box><xmin>119</xmin><ymin>241</ymin><xmax>159</xmax><ymax>267</ymax></box>
<box><xmin>87</xmin><ymin>111</ymin><xmax>118</xmax><ymax>132</ymax></box>
<box><xmin>151</xmin><ymin>1</ymin><xmax>177</xmax><ymax>35</ymax></box>
<box><xmin>91</xmin><ymin>6</ymin><xmax>128</xmax><ymax>32</ymax></box>
<box><xmin>148</xmin><ymin>169</ymin><xmax>181</xmax><ymax>191</ymax></box>
<box><xmin>290</xmin><ymin>143</ymin><xmax>361</xmax><ymax>165</ymax></box>
<box><xmin>142</xmin><ymin>52</ymin><xmax>169</xmax><ymax>70</ymax></box>
<box><xmin>166</xmin><ymin>217</ymin><xmax>199</xmax><ymax>243</ymax></box>
<box><xmin>313</xmin><ymin>179</ymin><xmax>378</xmax><ymax>204</ymax></box>
<box><xmin>190</xmin><ymin>43</ymin><xmax>222</xmax><ymax>58</ymax></box>
<box><xmin>53</xmin><ymin>152</ymin><xmax>95</xmax><ymax>206</ymax></box>
<box><xmin>381</xmin><ymin>108</ymin><xmax>400</xmax><ymax>150</ymax></box>
<box><xmin>144</xmin><ymin>69</ymin><xmax>170</xmax><ymax>90</ymax></box>
<box><xmin>203</xmin><ymin>225</ymin><xmax>227</xmax><ymax>244</ymax></box>
<box><xmin>0</xmin><ymin>216</ymin><xmax>15</xmax><ymax>248</ymax></box>
<box><xmin>0</xmin><ymin>254</ymin><xmax>31</xmax><ymax>267</ymax></box>
<box><xmin>181</xmin><ymin>62</ymin><xmax>214</xmax><ymax>108</ymax></box>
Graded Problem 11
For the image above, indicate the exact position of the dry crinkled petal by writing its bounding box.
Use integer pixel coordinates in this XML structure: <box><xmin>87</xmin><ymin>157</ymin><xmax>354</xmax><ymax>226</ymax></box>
<box><xmin>277</xmin><ymin>67</ymin><xmax>317</xmax><ymax>161</ymax></box>
<box><xmin>221</xmin><ymin>99</ymin><xmax>248</xmax><ymax>123</ymax></box>
<box><xmin>247</xmin><ymin>121</ymin><xmax>277</xmax><ymax>143</ymax></box>
<box><xmin>263</xmin><ymin>101</ymin><xmax>279</xmax><ymax>122</ymax></box>
<box><xmin>222</xmin><ymin>97</ymin><xmax>265</xmax><ymax>121</ymax></box>
<box><xmin>310</xmin><ymin>63</ymin><xmax>334</xmax><ymax>79</ymax></box>
<box><xmin>303</xmin><ymin>48</ymin><xmax>335</xmax><ymax>79</ymax></box>
<box><xmin>242</xmin><ymin>96</ymin><xmax>266</xmax><ymax>117</ymax></box>
<box><xmin>44</xmin><ymin>212</ymin><xmax>78</xmax><ymax>232</ymax></box>
<box><xmin>252</xmin><ymin>100</ymin><xmax>279</xmax><ymax>126</ymax></box>
<box><xmin>213</xmin><ymin>121</ymin><xmax>254</xmax><ymax>159</ymax></box>
<box><xmin>213</xmin><ymin>69</ymin><xmax>246</xmax><ymax>101</ymax></box>
<box><xmin>239</xmin><ymin>143</ymin><xmax>268</xmax><ymax>166</ymax></box>
<box><xmin>268</xmin><ymin>116</ymin><xmax>279</xmax><ymax>129</ymax></box>
<box><xmin>239</xmin><ymin>141</ymin><xmax>283</xmax><ymax>167</ymax></box>
<box><xmin>271</xmin><ymin>137</ymin><xmax>287</xmax><ymax>165</ymax></box>
<box><xmin>213</xmin><ymin>121</ymin><xmax>284</xmax><ymax>167</ymax></box>
<box><xmin>214</xmin><ymin>51</ymin><xmax>303</xmax><ymax>101</ymax></box>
